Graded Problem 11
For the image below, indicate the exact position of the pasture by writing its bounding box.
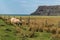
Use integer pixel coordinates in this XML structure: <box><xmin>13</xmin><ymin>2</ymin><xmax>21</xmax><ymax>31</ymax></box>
<box><xmin>0</xmin><ymin>16</ymin><xmax>60</xmax><ymax>40</ymax></box>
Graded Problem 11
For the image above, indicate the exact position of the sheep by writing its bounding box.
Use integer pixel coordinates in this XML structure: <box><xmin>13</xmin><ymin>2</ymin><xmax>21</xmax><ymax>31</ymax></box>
<box><xmin>10</xmin><ymin>17</ymin><xmax>22</xmax><ymax>26</ymax></box>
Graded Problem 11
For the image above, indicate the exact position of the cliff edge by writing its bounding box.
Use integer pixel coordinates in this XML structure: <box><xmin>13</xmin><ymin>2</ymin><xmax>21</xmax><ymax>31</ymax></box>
<box><xmin>31</xmin><ymin>5</ymin><xmax>60</xmax><ymax>16</ymax></box>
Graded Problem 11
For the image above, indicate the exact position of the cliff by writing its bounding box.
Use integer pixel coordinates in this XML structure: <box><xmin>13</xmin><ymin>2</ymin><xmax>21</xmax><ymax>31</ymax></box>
<box><xmin>31</xmin><ymin>5</ymin><xmax>60</xmax><ymax>16</ymax></box>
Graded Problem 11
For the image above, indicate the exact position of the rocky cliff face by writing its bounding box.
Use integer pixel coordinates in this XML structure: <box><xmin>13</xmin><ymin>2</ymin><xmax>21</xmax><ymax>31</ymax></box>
<box><xmin>31</xmin><ymin>5</ymin><xmax>60</xmax><ymax>16</ymax></box>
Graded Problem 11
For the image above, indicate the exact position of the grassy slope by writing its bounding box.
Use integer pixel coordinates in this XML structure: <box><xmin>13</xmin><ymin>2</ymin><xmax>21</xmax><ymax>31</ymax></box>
<box><xmin>0</xmin><ymin>16</ymin><xmax>60</xmax><ymax>40</ymax></box>
<box><xmin>0</xmin><ymin>16</ymin><xmax>52</xmax><ymax>40</ymax></box>
<box><xmin>0</xmin><ymin>19</ymin><xmax>17</xmax><ymax>40</ymax></box>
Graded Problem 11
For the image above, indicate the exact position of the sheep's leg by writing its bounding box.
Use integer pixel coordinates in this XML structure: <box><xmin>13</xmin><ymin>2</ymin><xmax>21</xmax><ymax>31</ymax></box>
<box><xmin>16</xmin><ymin>23</ymin><xmax>20</xmax><ymax>26</ymax></box>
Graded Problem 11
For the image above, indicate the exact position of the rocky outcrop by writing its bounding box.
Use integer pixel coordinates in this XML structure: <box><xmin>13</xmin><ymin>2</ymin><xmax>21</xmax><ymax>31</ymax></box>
<box><xmin>31</xmin><ymin>5</ymin><xmax>60</xmax><ymax>16</ymax></box>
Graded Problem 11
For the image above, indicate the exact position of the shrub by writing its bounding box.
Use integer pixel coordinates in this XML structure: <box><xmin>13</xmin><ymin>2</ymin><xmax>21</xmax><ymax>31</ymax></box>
<box><xmin>51</xmin><ymin>34</ymin><xmax>60</xmax><ymax>40</ymax></box>
<box><xmin>44</xmin><ymin>27</ymin><xmax>50</xmax><ymax>32</ymax></box>
<box><xmin>50</xmin><ymin>27</ymin><xmax>57</xmax><ymax>34</ymax></box>
<box><xmin>39</xmin><ymin>27</ymin><xmax>43</xmax><ymax>32</ymax></box>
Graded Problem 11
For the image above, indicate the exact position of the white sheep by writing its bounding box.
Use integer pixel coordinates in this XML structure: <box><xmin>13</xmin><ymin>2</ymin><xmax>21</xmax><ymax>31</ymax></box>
<box><xmin>10</xmin><ymin>17</ymin><xmax>22</xmax><ymax>25</ymax></box>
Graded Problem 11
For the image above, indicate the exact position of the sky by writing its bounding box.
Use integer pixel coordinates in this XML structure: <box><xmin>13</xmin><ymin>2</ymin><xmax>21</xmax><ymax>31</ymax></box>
<box><xmin>0</xmin><ymin>0</ymin><xmax>60</xmax><ymax>14</ymax></box>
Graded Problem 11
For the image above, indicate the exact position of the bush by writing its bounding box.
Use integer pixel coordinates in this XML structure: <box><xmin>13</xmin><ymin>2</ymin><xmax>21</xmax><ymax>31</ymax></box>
<box><xmin>44</xmin><ymin>27</ymin><xmax>50</xmax><ymax>33</ymax></box>
<box><xmin>39</xmin><ymin>27</ymin><xmax>43</xmax><ymax>32</ymax></box>
<box><xmin>50</xmin><ymin>27</ymin><xmax>57</xmax><ymax>34</ymax></box>
<box><xmin>51</xmin><ymin>34</ymin><xmax>60</xmax><ymax>40</ymax></box>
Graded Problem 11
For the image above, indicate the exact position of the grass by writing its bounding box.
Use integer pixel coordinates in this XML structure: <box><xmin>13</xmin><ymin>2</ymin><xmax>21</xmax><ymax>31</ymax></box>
<box><xmin>0</xmin><ymin>16</ymin><xmax>60</xmax><ymax>40</ymax></box>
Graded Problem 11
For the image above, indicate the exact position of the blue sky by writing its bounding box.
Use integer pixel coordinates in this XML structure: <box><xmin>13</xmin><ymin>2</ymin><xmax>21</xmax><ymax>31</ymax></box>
<box><xmin>0</xmin><ymin>0</ymin><xmax>60</xmax><ymax>14</ymax></box>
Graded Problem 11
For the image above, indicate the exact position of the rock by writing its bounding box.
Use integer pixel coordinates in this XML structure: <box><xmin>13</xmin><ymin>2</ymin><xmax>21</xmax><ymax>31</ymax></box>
<box><xmin>31</xmin><ymin>5</ymin><xmax>60</xmax><ymax>16</ymax></box>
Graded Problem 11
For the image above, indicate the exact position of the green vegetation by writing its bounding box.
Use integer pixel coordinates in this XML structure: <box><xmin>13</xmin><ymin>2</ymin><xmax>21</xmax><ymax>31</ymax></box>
<box><xmin>0</xmin><ymin>16</ymin><xmax>60</xmax><ymax>40</ymax></box>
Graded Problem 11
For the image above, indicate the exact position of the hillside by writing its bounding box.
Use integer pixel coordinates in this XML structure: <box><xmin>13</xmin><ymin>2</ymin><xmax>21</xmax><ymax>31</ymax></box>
<box><xmin>1</xmin><ymin>16</ymin><xmax>60</xmax><ymax>40</ymax></box>
<box><xmin>31</xmin><ymin>5</ymin><xmax>60</xmax><ymax>16</ymax></box>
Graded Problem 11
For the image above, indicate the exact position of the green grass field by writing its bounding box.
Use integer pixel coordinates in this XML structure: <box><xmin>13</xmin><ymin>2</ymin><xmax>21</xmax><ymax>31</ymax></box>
<box><xmin>0</xmin><ymin>16</ymin><xmax>59</xmax><ymax>40</ymax></box>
